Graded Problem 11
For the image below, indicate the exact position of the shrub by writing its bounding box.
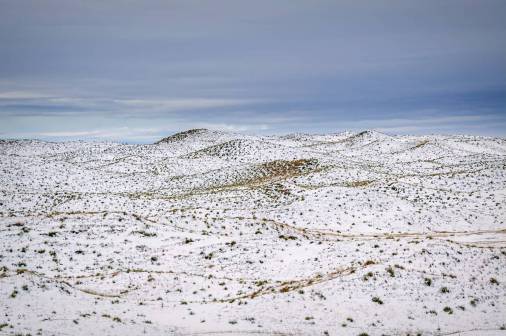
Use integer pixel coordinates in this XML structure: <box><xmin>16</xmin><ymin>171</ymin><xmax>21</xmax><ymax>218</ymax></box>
<box><xmin>372</xmin><ymin>296</ymin><xmax>383</xmax><ymax>304</ymax></box>
<box><xmin>443</xmin><ymin>306</ymin><xmax>453</xmax><ymax>314</ymax></box>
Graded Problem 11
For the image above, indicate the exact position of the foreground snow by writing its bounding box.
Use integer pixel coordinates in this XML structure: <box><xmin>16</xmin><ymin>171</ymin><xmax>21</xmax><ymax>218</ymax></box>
<box><xmin>0</xmin><ymin>129</ymin><xmax>505</xmax><ymax>336</ymax></box>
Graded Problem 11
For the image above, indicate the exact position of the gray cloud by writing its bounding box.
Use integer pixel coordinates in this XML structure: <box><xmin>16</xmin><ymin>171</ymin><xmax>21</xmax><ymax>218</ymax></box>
<box><xmin>0</xmin><ymin>0</ymin><xmax>505</xmax><ymax>140</ymax></box>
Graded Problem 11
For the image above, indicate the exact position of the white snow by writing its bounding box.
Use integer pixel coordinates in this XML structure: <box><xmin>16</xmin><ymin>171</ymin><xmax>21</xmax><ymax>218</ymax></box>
<box><xmin>0</xmin><ymin>129</ymin><xmax>505</xmax><ymax>335</ymax></box>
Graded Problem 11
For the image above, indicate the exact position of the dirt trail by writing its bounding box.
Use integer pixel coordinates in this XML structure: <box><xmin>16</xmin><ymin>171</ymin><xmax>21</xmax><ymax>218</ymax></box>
<box><xmin>217</xmin><ymin>215</ymin><xmax>506</xmax><ymax>244</ymax></box>
<box><xmin>220</xmin><ymin>261</ymin><xmax>378</xmax><ymax>303</ymax></box>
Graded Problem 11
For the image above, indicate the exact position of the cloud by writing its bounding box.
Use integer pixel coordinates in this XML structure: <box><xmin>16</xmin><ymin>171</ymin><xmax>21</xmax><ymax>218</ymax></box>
<box><xmin>37</xmin><ymin>130</ymin><xmax>106</xmax><ymax>137</ymax></box>
<box><xmin>0</xmin><ymin>94</ymin><xmax>264</xmax><ymax>118</ymax></box>
<box><xmin>113</xmin><ymin>98</ymin><xmax>257</xmax><ymax>111</ymax></box>
<box><xmin>0</xmin><ymin>91</ymin><xmax>55</xmax><ymax>100</ymax></box>
<box><xmin>195</xmin><ymin>122</ymin><xmax>270</xmax><ymax>132</ymax></box>
<box><xmin>9</xmin><ymin>127</ymin><xmax>168</xmax><ymax>142</ymax></box>
<box><xmin>0</xmin><ymin>1</ymin><xmax>504</xmax><ymax>139</ymax></box>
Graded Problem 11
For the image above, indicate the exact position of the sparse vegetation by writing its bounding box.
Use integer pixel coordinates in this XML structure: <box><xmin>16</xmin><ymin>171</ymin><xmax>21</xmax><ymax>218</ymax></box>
<box><xmin>0</xmin><ymin>130</ymin><xmax>503</xmax><ymax>335</ymax></box>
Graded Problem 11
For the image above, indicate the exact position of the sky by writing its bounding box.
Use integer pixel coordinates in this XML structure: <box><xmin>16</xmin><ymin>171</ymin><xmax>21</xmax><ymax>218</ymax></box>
<box><xmin>0</xmin><ymin>0</ymin><xmax>505</xmax><ymax>143</ymax></box>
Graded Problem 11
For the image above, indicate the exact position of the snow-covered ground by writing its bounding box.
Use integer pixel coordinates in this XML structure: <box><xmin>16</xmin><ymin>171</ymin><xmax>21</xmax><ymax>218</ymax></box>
<box><xmin>0</xmin><ymin>129</ymin><xmax>505</xmax><ymax>336</ymax></box>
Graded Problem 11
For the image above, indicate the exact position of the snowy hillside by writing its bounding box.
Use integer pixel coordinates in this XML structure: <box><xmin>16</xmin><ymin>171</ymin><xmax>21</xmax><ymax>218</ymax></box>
<box><xmin>0</xmin><ymin>129</ymin><xmax>505</xmax><ymax>336</ymax></box>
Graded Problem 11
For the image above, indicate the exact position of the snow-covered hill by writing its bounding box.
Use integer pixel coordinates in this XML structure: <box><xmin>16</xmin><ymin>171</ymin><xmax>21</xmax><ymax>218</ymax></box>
<box><xmin>0</xmin><ymin>130</ymin><xmax>505</xmax><ymax>335</ymax></box>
